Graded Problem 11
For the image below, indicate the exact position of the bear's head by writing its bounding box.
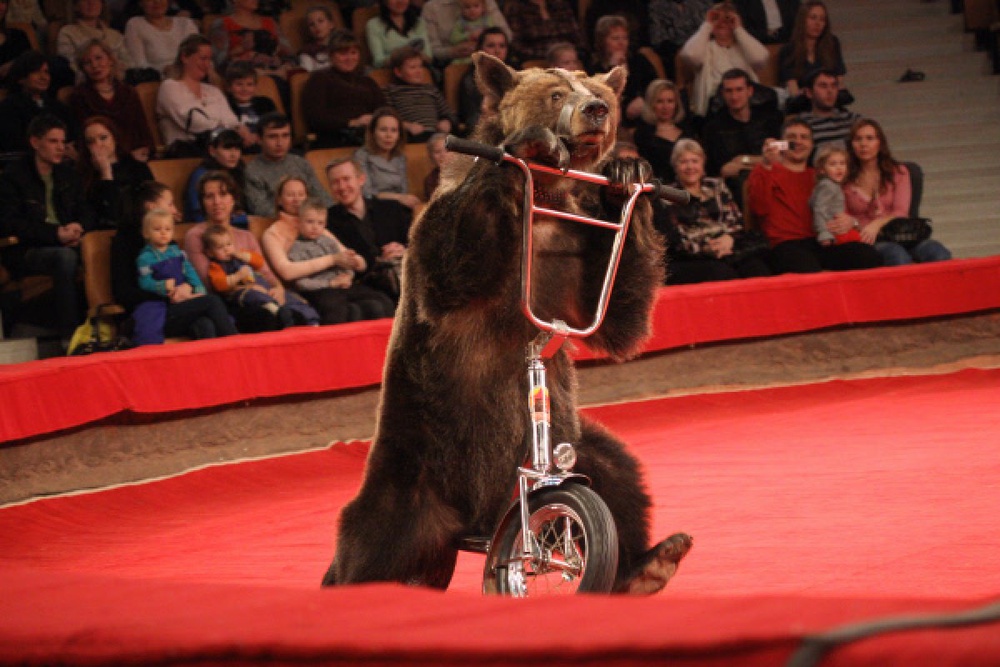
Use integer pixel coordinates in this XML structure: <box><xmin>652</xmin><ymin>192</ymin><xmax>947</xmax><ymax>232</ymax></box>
<box><xmin>473</xmin><ymin>53</ymin><xmax>626</xmax><ymax>171</ymax></box>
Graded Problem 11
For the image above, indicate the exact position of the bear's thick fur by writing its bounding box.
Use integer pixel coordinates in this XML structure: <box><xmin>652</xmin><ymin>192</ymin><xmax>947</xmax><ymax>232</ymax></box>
<box><xmin>322</xmin><ymin>54</ymin><xmax>691</xmax><ymax>594</ymax></box>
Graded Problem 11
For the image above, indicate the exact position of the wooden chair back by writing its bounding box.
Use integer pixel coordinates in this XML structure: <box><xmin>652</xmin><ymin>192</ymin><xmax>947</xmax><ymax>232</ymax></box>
<box><xmin>352</xmin><ymin>5</ymin><xmax>379</xmax><ymax>66</ymax></box>
<box><xmin>443</xmin><ymin>61</ymin><xmax>470</xmax><ymax>115</ymax></box>
<box><xmin>254</xmin><ymin>73</ymin><xmax>286</xmax><ymax>114</ymax></box>
<box><xmin>80</xmin><ymin>230</ymin><xmax>124</xmax><ymax>316</ymax></box>
<box><xmin>288</xmin><ymin>69</ymin><xmax>314</xmax><ymax>146</ymax></box>
<box><xmin>135</xmin><ymin>81</ymin><xmax>165</xmax><ymax>153</ymax></box>
<box><xmin>149</xmin><ymin>158</ymin><xmax>202</xmax><ymax>214</ymax></box>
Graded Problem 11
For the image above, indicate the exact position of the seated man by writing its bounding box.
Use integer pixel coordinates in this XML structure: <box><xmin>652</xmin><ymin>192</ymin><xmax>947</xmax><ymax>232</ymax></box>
<box><xmin>797</xmin><ymin>68</ymin><xmax>861</xmax><ymax>157</ymax></box>
<box><xmin>244</xmin><ymin>113</ymin><xmax>333</xmax><ymax>216</ymax></box>
<box><xmin>0</xmin><ymin>114</ymin><xmax>95</xmax><ymax>344</ymax></box>
<box><xmin>746</xmin><ymin>118</ymin><xmax>881</xmax><ymax>274</ymax></box>
<box><xmin>325</xmin><ymin>158</ymin><xmax>412</xmax><ymax>302</ymax></box>
<box><xmin>701</xmin><ymin>68</ymin><xmax>784</xmax><ymax>179</ymax></box>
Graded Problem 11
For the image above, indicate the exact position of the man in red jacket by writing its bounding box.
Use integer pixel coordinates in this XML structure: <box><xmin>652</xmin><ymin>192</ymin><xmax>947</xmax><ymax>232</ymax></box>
<box><xmin>747</xmin><ymin>118</ymin><xmax>881</xmax><ymax>273</ymax></box>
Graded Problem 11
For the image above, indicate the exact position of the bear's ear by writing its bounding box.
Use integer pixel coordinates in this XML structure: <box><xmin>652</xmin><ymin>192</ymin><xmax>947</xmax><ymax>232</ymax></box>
<box><xmin>600</xmin><ymin>65</ymin><xmax>628</xmax><ymax>99</ymax></box>
<box><xmin>474</xmin><ymin>52</ymin><xmax>518</xmax><ymax>103</ymax></box>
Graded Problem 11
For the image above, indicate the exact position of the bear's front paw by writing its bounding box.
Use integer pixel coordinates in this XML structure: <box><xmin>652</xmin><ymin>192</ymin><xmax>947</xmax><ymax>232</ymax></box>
<box><xmin>504</xmin><ymin>126</ymin><xmax>570</xmax><ymax>170</ymax></box>
<box><xmin>602</xmin><ymin>157</ymin><xmax>653</xmax><ymax>200</ymax></box>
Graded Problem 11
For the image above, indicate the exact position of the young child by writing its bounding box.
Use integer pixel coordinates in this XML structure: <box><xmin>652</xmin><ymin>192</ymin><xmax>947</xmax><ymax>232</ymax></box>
<box><xmin>225</xmin><ymin>61</ymin><xmax>278</xmax><ymax>152</ymax></box>
<box><xmin>202</xmin><ymin>224</ymin><xmax>319</xmax><ymax>328</ymax></box>
<box><xmin>287</xmin><ymin>198</ymin><xmax>395</xmax><ymax>324</ymax></box>
<box><xmin>298</xmin><ymin>5</ymin><xmax>336</xmax><ymax>71</ymax></box>
<box><xmin>810</xmin><ymin>144</ymin><xmax>861</xmax><ymax>246</ymax></box>
<box><xmin>352</xmin><ymin>106</ymin><xmax>422</xmax><ymax>209</ymax></box>
<box><xmin>136</xmin><ymin>209</ymin><xmax>237</xmax><ymax>340</ymax></box>
<box><xmin>449</xmin><ymin>0</ymin><xmax>492</xmax><ymax>64</ymax></box>
<box><xmin>383</xmin><ymin>45</ymin><xmax>456</xmax><ymax>143</ymax></box>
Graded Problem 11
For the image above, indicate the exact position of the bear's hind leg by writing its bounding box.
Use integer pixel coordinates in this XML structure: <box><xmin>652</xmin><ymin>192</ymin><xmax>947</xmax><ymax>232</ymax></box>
<box><xmin>573</xmin><ymin>417</ymin><xmax>692</xmax><ymax>595</ymax></box>
<box><xmin>323</xmin><ymin>480</ymin><xmax>462</xmax><ymax>589</ymax></box>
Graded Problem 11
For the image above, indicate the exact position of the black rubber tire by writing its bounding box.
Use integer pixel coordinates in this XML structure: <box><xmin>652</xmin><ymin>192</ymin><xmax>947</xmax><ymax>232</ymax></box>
<box><xmin>487</xmin><ymin>485</ymin><xmax>618</xmax><ymax>596</ymax></box>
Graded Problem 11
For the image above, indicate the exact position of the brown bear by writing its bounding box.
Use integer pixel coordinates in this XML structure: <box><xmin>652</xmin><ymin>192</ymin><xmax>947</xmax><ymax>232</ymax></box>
<box><xmin>322</xmin><ymin>53</ymin><xmax>692</xmax><ymax>594</ymax></box>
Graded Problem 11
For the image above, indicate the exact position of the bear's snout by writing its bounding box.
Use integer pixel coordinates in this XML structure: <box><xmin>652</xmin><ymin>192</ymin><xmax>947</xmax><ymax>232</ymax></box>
<box><xmin>582</xmin><ymin>99</ymin><xmax>609</xmax><ymax>122</ymax></box>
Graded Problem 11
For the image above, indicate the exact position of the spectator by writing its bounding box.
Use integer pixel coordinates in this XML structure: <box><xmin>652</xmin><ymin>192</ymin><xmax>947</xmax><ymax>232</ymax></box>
<box><xmin>634</xmin><ymin>78</ymin><xmax>693</xmax><ymax>184</ymax></box>
<box><xmin>183</xmin><ymin>170</ymin><xmax>290</xmax><ymax>331</ymax></box>
<box><xmin>69</xmin><ymin>38</ymin><xmax>155</xmax><ymax>161</ymax></box>
<box><xmin>244</xmin><ymin>112</ymin><xmax>332</xmax><ymax>216</ymax></box>
<box><xmin>734</xmin><ymin>0</ymin><xmax>800</xmax><ymax>44</ymax></box>
<box><xmin>223</xmin><ymin>60</ymin><xmax>277</xmax><ymax>151</ymax></box>
<box><xmin>302</xmin><ymin>30</ymin><xmax>386</xmax><ymax>148</ymax></box>
<box><xmin>422</xmin><ymin>131</ymin><xmax>451</xmax><ymax>199</ymax></box>
<box><xmin>700</xmin><ymin>68</ymin><xmax>782</xmax><ymax>179</ymax></box>
<box><xmin>0</xmin><ymin>51</ymin><xmax>80</xmax><ymax>154</ymax></box>
<box><xmin>136</xmin><ymin>207</ymin><xmax>238</xmax><ymax>340</ymax></box>
<box><xmin>662</xmin><ymin>138</ymin><xmax>771</xmax><ymax>283</ymax></box>
<box><xmin>298</xmin><ymin>5</ymin><xmax>337</xmax><ymax>72</ymax></box>
<box><xmin>545</xmin><ymin>41</ymin><xmax>582</xmax><ymax>70</ymax></box>
<box><xmin>420</xmin><ymin>0</ymin><xmax>510</xmax><ymax>65</ymax></box>
<box><xmin>208</xmin><ymin>0</ymin><xmax>295</xmax><ymax>75</ymax></box>
<box><xmin>795</xmin><ymin>68</ymin><xmax>858</xmax><ymax>156</ymax></box>
<box><xmin>457</xmin><ymin>26</ymin><xmax>507</xmax><ymax>133</ymax></box>
<box><xmin>679</xmin><ymin>1</ymin><xmax>769</xmax><ymax>117</ymax></box>
<box><xmin>110</xmin><ymin>180</ymin><xmax>173</xmax><ymax>345</ymax></box>
<box><xmin>57</xmin><ymin>0</ymin><xmax>134</xmax><ymax>82</ymax></box>
<box><xmin>0</xmin><ymin>114</ymin><xmax>94</xmax><ymax>344</ymax></box>
<box><xmin>589</xmin><ymin>15</ymin><xmax>658</xmax><ymax>126</ymax></box>
<box><xmin>261</xmin><ymin>174</ymin><xmax>348</xmax><ymax>288</ymax></box>
<box><xmin>4</xmin><ymin>0</ymin><xmax>46</xmax><ymax>44</ymax></box>
<box><xmin>0</xmin><ymin>3</ymin><xmax>33</xmax><ymax>80</ymax></box>
<box><xmin>288</xmin><ymin>197</ymin><xmax>395</xmax><ymax>323</ymax></box>
<box><xmin>843</xmin><ymin>118</ymin><xmax>951</xmax><ymax>266</ymax></box>
<box><xmin>123</xmin><ymin>0</ymin><xmax>198</xmax><ymax>79</ymax></box>
<box><xmin>503</xmin><ymin>0</ymin><xmax>582</xmax><ymax>67</ymax></box>
<box><xmin>156</xmin><ymin>34</ymin><xmax>248</xmax><ymax>158</ymax></box>
<box><xmin>447</xmin><ymin>0</ymin><xmax>493</xmax><ymax>65</ymax></box>
<box><xmin>185</xmin><ymin>128</ymin><xmax>248</xmax><ymax>223</ymax></box>
<box><xmin>366</xmin><ymin>0</ymin><xmax>432</xmax><ymax>69</ymax></box>
<box><xmin>649</xmin><ymin>0</ymin><xmax>712</xmax><ymax>80</ymax></box>
<box><xmin>325</xmin><ymin>157</ymin><xmax>412</xmax><ymax>299</ymax></box>
<box><xmin>77</xmin><ymin>115</ymin><xmax>154</xmax><ymax>229</ymax></box>
<box><xmin>583</xmin><ymin>0</ymin><xmax>649</xmax><ymax>52</ymax></box>
<box><xmin>746</xmin><ymin>117</ymin><xmax>881</xmax><ymax>273</ymax></box>
<box><xmin>353</xmin><ymin>106</ymin><xmax>422</xmax><ymax>209</ymax></box>
<box><xmin>778</xmin><ymin>0</ymin><xmax>844</xmax><ymax>99</ymax></box>
<box><xmin>809</xmin><ymin>143</ymin><xmax>859</xmax><ymax>246</ymax></box>
<box><xmin>384</xmin><ymin>45</ymin><xmax>455</xmax><ymax>142</ymax></box>
<box><xmin>202</xmin><ymin>223</ymin><xmax>318</xmax><ymax>327</ymax></box>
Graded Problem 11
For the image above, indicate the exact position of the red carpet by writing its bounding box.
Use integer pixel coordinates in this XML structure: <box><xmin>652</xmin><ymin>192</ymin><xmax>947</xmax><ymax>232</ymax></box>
<box><xmin>1</xmin><ymin>370</ymin><xmax>999</xmax><ymax>665</ymax></box>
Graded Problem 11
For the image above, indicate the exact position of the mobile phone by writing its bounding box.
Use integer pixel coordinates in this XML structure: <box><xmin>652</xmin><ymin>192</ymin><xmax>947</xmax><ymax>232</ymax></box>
<box><xmin>772</xmin><ymin>141</ymin><xmax>790</xmax><ymax>152</ymax></box>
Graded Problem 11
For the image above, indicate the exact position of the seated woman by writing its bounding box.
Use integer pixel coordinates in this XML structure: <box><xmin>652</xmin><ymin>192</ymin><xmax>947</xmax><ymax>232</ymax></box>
<box><xmin>353</xmin><ymin>106</ymin><xmax>422</xmax><ymax>210</ymax></box>
<box><xmin>123</xmin><ymin>0</ymin><xmax>199</xmax><ymax>79</ymax></box>
<box><xmin>633</xmin><ymin>79</ymin><xmax>693</xmax><ymax>184</ymax></box>
<box><xmin>843</xmin><ymin>118</ymin><xmax>951</xmax><ymax>266</ymax></box>
<box><xmin>457</xmin><ymin>26</ymin><xmax>508</xmax><ymax>134</ymax></box>
<box><xmin>69</xmin><ymin>39</ymin><xmax>155</xmax><ymax>161</ymax></box>
<box><xmin>588</xmin><ymin>15</ymin><xmax>658</xmax><ymax>126</ymax></box>
<box><xmin>156</xmin><ymin>34</ymin><xmax>249</xmax><ymax>157</ymax></box>
<box><xmin>57</xmin><ymin>0</ymin><xmax>134</xmax><ymax>82</ymax></box>
<box><xmin>183</xmin><ymin>170</ymin><xmax>307</xmax><ymax>331</ymax></box>
<box><xmin>0</xmin><ymin>50</ymin><xmax>80</xmax><ymax>154</ymax></box>
<box><xmin>661</xmin><ymin>138</ymin><xmax>771</xmax><ymax>284</ymax></box>
<box><xmin>365</xmin><ymin>0</ymin><xmax>432</xmax><ymax>69</ymax></box>
<box><xmin>77</xmin><ymin>115</ymin><xmax>154</xmax><ymax>228</ymax></box>
<box><xmin>298</xmin><ymin>5</ymin><xmax>337</xmax><ymax>72</ymax></box>
<box><xmin>302</xmin><ymin>30</ymin><xmax>386</xmax><ymax>148</ymax></box>
<box><xmin>779</xmin><ymin>0</ymin><xmax>850</xmax><ymax>112</ymax></box>
<box><xmin>208</xmin><ymin>0</ymin><xmax>295</xmax><ymax>76</ymax></box>
<box><xmin>184</xmin><ymin>128</ymin><xmax>248</xmax><ymax>222</ymax></box>
<box><xmin>503</xmin><ymin>0</ymin><xmax>582</xmax><ymax>68</ymax></box>
<box><xmin>111</xmin><ymin>180</ymin><xmax>236</xmax><ymax>345</ymax></box>
<box><xmin>679</xmin><ymin>1</ymin><xmax>769</xmax><ymax>118</ymax></box>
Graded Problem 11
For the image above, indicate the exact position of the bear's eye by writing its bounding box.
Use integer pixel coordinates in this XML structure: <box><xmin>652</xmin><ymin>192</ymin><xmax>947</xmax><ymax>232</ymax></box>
<box><xmin>551</xmin><ymin>91</ymin><xmax>564</xmax><ymax>103</ymax></box>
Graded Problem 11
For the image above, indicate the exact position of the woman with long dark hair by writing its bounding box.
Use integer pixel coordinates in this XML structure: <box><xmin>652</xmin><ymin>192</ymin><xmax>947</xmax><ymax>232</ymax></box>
<box><xmin>78</xmin><ymin>115</ymin><xmax>153</xmax><ymax>228</ymax></box>
<box><xmin>778</xmin><ymin>0</ymin><xmax>848</xmax><ymax>105</ymax></box>
<box><xmin>365</xmin><ymin>0</ymin><xmax>431</xmax><ymax>69</ymax></box>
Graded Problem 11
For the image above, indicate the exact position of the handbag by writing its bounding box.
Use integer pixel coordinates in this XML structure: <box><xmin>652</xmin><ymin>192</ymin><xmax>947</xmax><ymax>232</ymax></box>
<box><xmin>67</xmin><ymin>304</ymin><xmax>134</xmax><ymax>356</ymax></box>
<box><xmin>877</xmin><ymin>217</ymin><xmax>933</xmax><ymax>247</ymax></box>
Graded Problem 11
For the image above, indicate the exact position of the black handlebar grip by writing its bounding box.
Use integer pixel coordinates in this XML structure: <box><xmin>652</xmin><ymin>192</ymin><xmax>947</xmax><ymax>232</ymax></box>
<box><xmin>650</xmin><ymin>180</ymin><xmax>692</xmax><ymax>205</ymax></box>
<box><xmin>444</xmin><ymin>135</ymin><xmax>505</xmax><ymax>162</ymax></box>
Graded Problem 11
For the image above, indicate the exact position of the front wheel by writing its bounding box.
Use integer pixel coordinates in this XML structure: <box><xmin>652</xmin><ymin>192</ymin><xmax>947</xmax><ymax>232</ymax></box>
<box><xmin>484</xmin><ymin>485</ymin><xmax>618</xmax><ymax>596</ymax></box>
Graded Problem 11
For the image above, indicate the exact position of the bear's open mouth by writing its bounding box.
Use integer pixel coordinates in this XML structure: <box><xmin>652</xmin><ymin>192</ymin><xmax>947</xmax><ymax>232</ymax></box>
<box><xmin>575</xmin><ymin>131</ymin><xmax>605</xmax><ymax>145</ymax></box>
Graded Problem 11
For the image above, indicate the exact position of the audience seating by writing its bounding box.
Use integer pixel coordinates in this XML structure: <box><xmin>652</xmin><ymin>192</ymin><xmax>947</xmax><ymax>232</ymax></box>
<box><xmin>148</xmin><ymin>158</ymin><xmax>202</xmax><ymax>213</ymax></box>
<box><xmin>7</xmin><ymin>22</ymin><xmax>40</xmax><ymax>51</ymax></box>
<box><xmin>80</xmin><ymin>231</ymin><xmax>125</xmax><ymax>318</ymax></box>
<box><xmin>519</xmin><ymin>59</ymin><xmax>547</xmax><ymax>70</ymax></box>
<box><xmin>306</xmin><ymin>146</ymin><xmax>353</xmax><ymax>191</ymax></box>
<box><xmin>45</xmin><ymin>21</ymin><xmax>62</xmax><ymax>56</ymax></box>
<box><xmin>135</xmin><ymin>80</ymin><xmax>165</xmax><ymax>155</ymax></box>
<box><xmin>352</xmin><ymin>5</ymin><xmax>379</xmax><ymax>66</ymax></box>
<box><xmin>443</xmin><ymin>62</ymin><xmax>471</xmax><ymax>125</ymax></box>
<box><xmin>288</xmin><ymin>69</ymin><xmax>313</xmax><ymax>147</ymax></box>
<box><xmin>304</xmin><ymin>144</ymin><xmax>434</xmax><ymax>202</ymax></box>
<box><xmin>254</xmin><ymin>74</ymin><xmax>286</xmax><ymax>114</ymax></box>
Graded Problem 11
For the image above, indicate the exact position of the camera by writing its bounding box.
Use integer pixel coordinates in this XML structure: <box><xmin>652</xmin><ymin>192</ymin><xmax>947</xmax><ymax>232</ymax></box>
<box><xmin>772</xmin><ymin>141</ymin><xmax>797</xmax><ymax>152</ymax></box>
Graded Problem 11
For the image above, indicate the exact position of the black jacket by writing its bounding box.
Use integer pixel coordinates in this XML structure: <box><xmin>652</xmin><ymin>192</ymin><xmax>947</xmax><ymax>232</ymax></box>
<box><xmin>0</xmin><ymin>91</ymin><xmax>80</xmax><ymax>154</ymax></box>
<box><xmin>0</xmin><ymin>154</ymin><xmax>96</xmax><ymax>276</ymax></box>
<box><xmin>326</xmin><ymin>198</ymin><xmax>412</xmax><ymax>273</ymax></box>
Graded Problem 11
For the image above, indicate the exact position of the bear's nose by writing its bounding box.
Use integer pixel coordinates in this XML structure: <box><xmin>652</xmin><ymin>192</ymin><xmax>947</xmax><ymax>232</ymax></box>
<box><xmin>582</xmin><ymin>99</ymin><xmax>609</xmax><ymax>120</ymax></box>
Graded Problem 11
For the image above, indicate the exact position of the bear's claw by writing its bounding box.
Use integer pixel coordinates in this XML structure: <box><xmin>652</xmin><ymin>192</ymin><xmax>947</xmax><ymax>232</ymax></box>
<box><xmin>616</xmin><ymin>532</ymin><xmax>693</xmax><ymax>595</ymax></box>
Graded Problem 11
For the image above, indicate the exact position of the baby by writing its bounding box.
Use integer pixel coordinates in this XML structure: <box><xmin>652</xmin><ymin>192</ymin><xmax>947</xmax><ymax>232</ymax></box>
<box><xmin>137</xmin><ymin>209</ymin><xmax>206</xmax><ymax>300</ymax></box>
<box><xmin>449</xmin><ymin>0</ymin><xmax>492</xmax><ymax>63</ymax></box>
<box><xmin>810</xmin><ymin>144</ymin><xmax>861</xmax><ymax>246</ymax></box>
